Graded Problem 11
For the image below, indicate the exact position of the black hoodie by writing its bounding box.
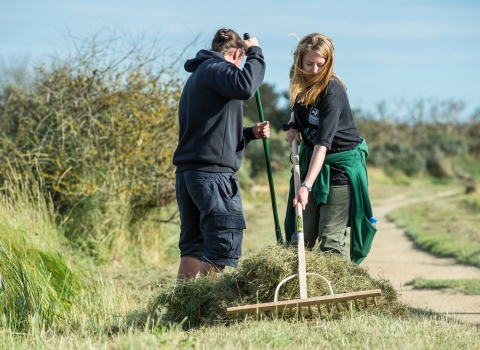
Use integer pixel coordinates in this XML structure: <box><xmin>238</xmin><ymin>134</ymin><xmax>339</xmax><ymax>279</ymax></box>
<box><xmin>173</xmin><ymin>46</ymin><xmax>265</xmax><ymax>173</ymax></box>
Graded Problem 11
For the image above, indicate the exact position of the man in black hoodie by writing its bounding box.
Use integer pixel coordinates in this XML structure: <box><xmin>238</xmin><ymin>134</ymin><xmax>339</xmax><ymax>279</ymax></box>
<box><xmin>173</xmin><ymin>28</ymin><xmax>269</xmax><ymax>281</ymax></box>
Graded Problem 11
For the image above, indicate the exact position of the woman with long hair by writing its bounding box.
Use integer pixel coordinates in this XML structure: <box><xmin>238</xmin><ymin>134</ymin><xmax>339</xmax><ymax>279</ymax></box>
<box><xmin>284</xmin><ymin>33</ymin><xmax>376</xmax><ymax>264</ymax></box>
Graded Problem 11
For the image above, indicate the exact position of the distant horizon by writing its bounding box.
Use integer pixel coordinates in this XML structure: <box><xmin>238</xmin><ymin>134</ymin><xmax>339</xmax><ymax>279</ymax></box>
<box><xmin>1</xmin><ymin>0</ymin><xmax>479</xmax><ymax>117</ymax></box>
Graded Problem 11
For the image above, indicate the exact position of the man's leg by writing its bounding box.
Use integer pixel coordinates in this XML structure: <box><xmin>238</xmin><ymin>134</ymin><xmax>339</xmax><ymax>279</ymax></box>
<box><xmin>177</xmin><ymin>256</ymin><xmax>202</xmax><ymax>282</ymax></box>
<box><xmin>199</xmin><ymin>261</ymin><xmax>224</xmax><ymax>278</ymax></box>
<box><xmin>187</xmin><ymin>172</ymin><xmax>245</xmax><ymax>270</ymax></box>
<box><xmin>176</xmin><ymin>171</ymin><xmax>204</xmax><ymax>281</ymax></box>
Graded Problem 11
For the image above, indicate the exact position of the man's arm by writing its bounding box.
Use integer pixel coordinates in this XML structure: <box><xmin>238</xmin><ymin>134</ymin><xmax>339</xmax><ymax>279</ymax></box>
<box><xmin>213</xmin><ymin>46</ymin><xmax>266</xmax><ymax>100</ymax></box>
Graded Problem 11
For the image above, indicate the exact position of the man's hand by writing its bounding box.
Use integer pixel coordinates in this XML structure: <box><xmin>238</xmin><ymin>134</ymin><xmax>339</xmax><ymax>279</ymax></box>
<box><xmin>239</xmin><ymin>37</ymin><xmax>260</xmax><ymax>51</ymax></box>
<box><xmin>252</xmin><ymin>121</ymin><xmax>270</xmax><ymax>139</ymax></box>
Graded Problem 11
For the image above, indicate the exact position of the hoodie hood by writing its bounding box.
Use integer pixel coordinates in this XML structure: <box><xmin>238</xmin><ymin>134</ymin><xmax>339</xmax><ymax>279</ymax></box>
<box><xmin>184</xmin><ymin>49</ymin><xmax>225</xmax><ymax>73</ymax></box>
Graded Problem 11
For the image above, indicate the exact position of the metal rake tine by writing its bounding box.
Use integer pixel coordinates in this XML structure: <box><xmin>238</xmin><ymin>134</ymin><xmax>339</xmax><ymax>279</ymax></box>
<box><xmin>344</xmin><ymin>301</ymin><xmax>350</xmax><ymax>311</ymax></box>
<box><xmin>326</xmin><ymin>303</ymin><xmax>332</xmax><ymax>313</ymax></box>
<box><xmin>373</xmin><ymin>297</ymin><xmax>378</xmax><ymax>307</ymax></box>
<box><xmin>363</xmin><ymin>298</ymin><xmax>368</xmax><ymax>308</ymax></box>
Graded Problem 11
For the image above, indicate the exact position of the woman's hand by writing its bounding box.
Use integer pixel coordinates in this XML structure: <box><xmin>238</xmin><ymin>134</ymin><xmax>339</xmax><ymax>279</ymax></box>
<box><xmin>285</xmin><ymin>128</ymin><xmax>300</xmax><ymax>147</ymax></box>
<box><xmin>293</xmin><ymin>186</ymin><xmax>309</xmax><ymax>210</ymax></box>
<box><xmin>285</xmin><ymin>112</ymin><xmax>300</xmax><ymax>147</ymax></box>
<box><xmin>292</xmin><ymin>145</ymin><xmax>327</xmax><ymax>211</ymax></box>
<box><xmin>252</xmin><ymin>121</ymin><xmax>270</xmax><ymax>139</ymax></box>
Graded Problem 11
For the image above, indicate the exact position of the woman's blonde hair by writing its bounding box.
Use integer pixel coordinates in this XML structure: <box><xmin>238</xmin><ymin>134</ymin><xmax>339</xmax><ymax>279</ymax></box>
<box><xmin>289</xmin><ymin>33</ymin><xmax>346</xmax><ymax>107</ymax></box>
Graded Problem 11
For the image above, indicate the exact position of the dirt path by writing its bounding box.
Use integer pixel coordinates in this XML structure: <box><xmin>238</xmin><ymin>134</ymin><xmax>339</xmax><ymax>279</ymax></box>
<box><xmin>363</xmin><ymin>190</ymin><xmax>480</xmax><ymax>325</ymax></box>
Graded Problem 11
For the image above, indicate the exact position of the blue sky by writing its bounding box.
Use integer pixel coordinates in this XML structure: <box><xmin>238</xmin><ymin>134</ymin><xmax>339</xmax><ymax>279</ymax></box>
<box><xmin>1</xmin><ymin>0</ymin><xmax>480</xmax><ymax>116</ymax></box>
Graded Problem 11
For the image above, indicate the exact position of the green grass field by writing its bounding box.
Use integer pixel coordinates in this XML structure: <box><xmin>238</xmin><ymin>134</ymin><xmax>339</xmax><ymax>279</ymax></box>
<box><xmin>0</xmin><ymin>173</ymin><xmax>479</xmax><ymax>349</ymax></box>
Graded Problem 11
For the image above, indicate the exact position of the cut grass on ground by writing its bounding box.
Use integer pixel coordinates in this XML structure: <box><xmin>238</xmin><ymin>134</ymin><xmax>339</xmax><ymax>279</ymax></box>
<box><xmin>406</xmin><ymin>277</ymin><xmax>480</xmax><ymax>295</ymax></box>
<box><xmin>145</xmin><ymin>246</ymin><xmax>406</xmax><ymax>330</ymax></box>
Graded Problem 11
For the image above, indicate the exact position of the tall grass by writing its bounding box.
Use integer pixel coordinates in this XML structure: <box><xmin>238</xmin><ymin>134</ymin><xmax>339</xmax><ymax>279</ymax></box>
<box><xmin>0</xmin><ymin>179</ymin><xmax>123</xmax><ymax>334</ymax></box>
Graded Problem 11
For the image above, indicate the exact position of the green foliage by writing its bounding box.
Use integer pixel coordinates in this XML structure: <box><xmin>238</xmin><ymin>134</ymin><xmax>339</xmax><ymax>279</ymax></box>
<box><xmin>0</xmin><ymin>35</ymin><xmax>183</xmax><ymax>259</ymax></box>
<box><xmin>368</xmin><ymin>143</ymin><xmax>426</xmax><ymax>176</ymax></box>
<box><xmin>244</xmin><ymin>122</ymin><xmax>292</xmax><ymax>179</ymax></box>
<box><xmin>241</xmin><ymin>84</ymin><xmax>292</xmax><ymax>180</ymax></box>
<box><xmin>0</xmin><ymin>239</ymin><xmax>82</xmax><ymax>332</ymax></box>
<box><xmin>453</xmin><ymin>154</ymin><xmax>480</xmax><ymax>178</ymax></box>
<box><xmin>243</xmin><ymin>83</ymin><xmax>289</xmax><ymax>131</ymax></box>
<box><xmin>406</xmin><ymin>277</ymin><xmax>480</xmax><ymax>295</ymax></box>
<box><xmin>0</xmin><ymin>180</ymin><xmax>115</xmax><ymax>333</ymax></box>
<box><xmin>354</xmin><ymin>100</ymin><xmax>480</xmax><ymax>178</ymax></box>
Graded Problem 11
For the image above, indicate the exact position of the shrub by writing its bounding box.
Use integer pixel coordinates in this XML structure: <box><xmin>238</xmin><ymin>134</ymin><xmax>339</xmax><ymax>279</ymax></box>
<box><xmin>243</xmin><ymin>118</ymin><xmax>291</xmax><ymax>178</ymax></box>
<box><xmin>368</xmin><ymin>143</ymin><xmax>426</xmax><ymax>177</ymax></box>
<box><xmin>0</xmin><ymin>34</ymin><xmax>183</xmax><ymax>258</ymax></box>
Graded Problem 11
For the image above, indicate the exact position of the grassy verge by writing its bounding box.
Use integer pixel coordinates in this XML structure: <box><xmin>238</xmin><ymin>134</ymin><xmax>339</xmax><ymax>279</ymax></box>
<box><xmin>386</xmin><ymin>189</ymin><xmax>480</xmax><ymax>267</ymax></box>
<box><xmin>0</xmin><ymin>181</ymin><xmax>130</xmax><ymax>338</ymax></box>
<box><xmin>406</xmin><ymin>277</ymin><xmax>480</xmax><ymax>295</ymax></box>
<box><xmin>1</xmin><ymin>174</ymin><xmax>479</xmax><ymax>349</ymax></box>
<box><xmin>1</xmin><ymin>313</ymin><xmax>478</xmax><ymax>349</ymax></box>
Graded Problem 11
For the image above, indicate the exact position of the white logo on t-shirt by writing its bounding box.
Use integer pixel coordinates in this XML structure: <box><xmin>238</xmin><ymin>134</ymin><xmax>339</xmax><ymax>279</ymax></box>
<box><xmin>308</xmin><ymin>107</ymin><xmax>319</xmax><ymax>125</ymax></box>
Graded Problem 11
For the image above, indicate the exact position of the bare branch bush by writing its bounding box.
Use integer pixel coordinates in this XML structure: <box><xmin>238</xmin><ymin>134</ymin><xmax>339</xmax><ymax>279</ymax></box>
<box><xmin>354</xmin><ymin>99</ymin><xmax>479</xmax><ymax>178</ymax></box>
<box><xmin>0</xmin><ymin>30</ymin><xmax>187</xmax><ymax>261</ymax></box>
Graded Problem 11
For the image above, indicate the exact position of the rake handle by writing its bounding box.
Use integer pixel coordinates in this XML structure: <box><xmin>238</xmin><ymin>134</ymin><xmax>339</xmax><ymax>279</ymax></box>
<box><xmin>292</xmin><ymin>138</ymin><xmax>308</xmax><ymax>299</ymax></box>
<box><xmin>243</xmin><ymin>32</ymin><xmax>283</xmax><ymax>245</ymax></box>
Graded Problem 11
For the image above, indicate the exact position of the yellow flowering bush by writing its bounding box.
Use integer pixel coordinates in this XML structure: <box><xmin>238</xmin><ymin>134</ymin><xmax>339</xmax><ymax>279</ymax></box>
<box><xmin>0</xmin><ymin>37</ymin><xmax>182</xmax><ymax>257</ymax></box>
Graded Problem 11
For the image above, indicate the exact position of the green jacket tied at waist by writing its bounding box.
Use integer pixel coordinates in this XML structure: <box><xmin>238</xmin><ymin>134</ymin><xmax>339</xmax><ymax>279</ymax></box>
<box><xmin>284</xmin><ymin>138</ymin><xmax>376</xmax><ymax>265</ymax></box>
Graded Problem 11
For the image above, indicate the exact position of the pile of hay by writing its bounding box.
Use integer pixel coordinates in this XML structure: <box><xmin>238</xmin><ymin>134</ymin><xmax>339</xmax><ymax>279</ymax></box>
<box><xmin>146</xmin><ymin>246</ymin><xmax>409</xmax><ymax>329</ymax></box>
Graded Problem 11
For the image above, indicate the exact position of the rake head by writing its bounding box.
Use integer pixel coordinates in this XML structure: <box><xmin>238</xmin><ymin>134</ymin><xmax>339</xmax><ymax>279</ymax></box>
<box><xmin>226</xmin><ymin>289</ymin><xmax>382</xmax><ymax>319</ymax></box>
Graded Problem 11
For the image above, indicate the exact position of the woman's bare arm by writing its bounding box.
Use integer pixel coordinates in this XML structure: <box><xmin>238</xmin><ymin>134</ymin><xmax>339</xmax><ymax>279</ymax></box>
<box><xmin>293</xmin><ymin>144</ymin><xmax>327</xmax><ymax>210</ymax></box>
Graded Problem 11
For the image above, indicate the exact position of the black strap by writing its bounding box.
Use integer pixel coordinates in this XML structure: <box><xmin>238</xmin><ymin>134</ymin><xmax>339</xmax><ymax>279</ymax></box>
<box><xmin>282</xmin><ymin>122</ymin><xmax>298</xmax><ymax>131</ymax></box>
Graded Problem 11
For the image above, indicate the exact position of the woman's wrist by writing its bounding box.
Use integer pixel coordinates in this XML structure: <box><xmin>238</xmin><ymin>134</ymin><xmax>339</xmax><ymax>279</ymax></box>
<box><xmin>282</xmin><ymin>121</ymin><xmax>298</xmax><ymax>131</ymax></box>
<box><xmin>300</xmin><ymin>182</ymin><xmax>312</xmax><ymax>192</ymax></box>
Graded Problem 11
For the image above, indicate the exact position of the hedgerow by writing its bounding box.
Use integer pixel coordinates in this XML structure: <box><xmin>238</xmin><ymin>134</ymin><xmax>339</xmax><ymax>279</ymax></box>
<box><xmin>0</xmin><ymin>34</ymin><xmax>183</xmax><ymax>259</ymax></box>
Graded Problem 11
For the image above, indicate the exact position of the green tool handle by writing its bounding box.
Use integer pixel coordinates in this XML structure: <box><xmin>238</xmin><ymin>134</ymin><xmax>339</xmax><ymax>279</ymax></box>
<box><xmin>244</xmin><ymin>33</ymin><xmax>283</xmax><ymax>244</ymax></box>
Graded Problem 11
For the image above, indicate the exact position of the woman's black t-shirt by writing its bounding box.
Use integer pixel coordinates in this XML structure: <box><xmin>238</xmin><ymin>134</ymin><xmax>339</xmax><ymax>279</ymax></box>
<box><xmin>293</xmin><ymin>78</ymin><xmax>361</xmax><ymax>185</ymax></box>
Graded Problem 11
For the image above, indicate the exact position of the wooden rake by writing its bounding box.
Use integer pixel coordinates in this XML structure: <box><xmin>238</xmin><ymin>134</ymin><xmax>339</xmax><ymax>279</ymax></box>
<box><xmin>227</xmin><ymin>138</ymin><xmax>381</xmax><ymax>319</ymax></box>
